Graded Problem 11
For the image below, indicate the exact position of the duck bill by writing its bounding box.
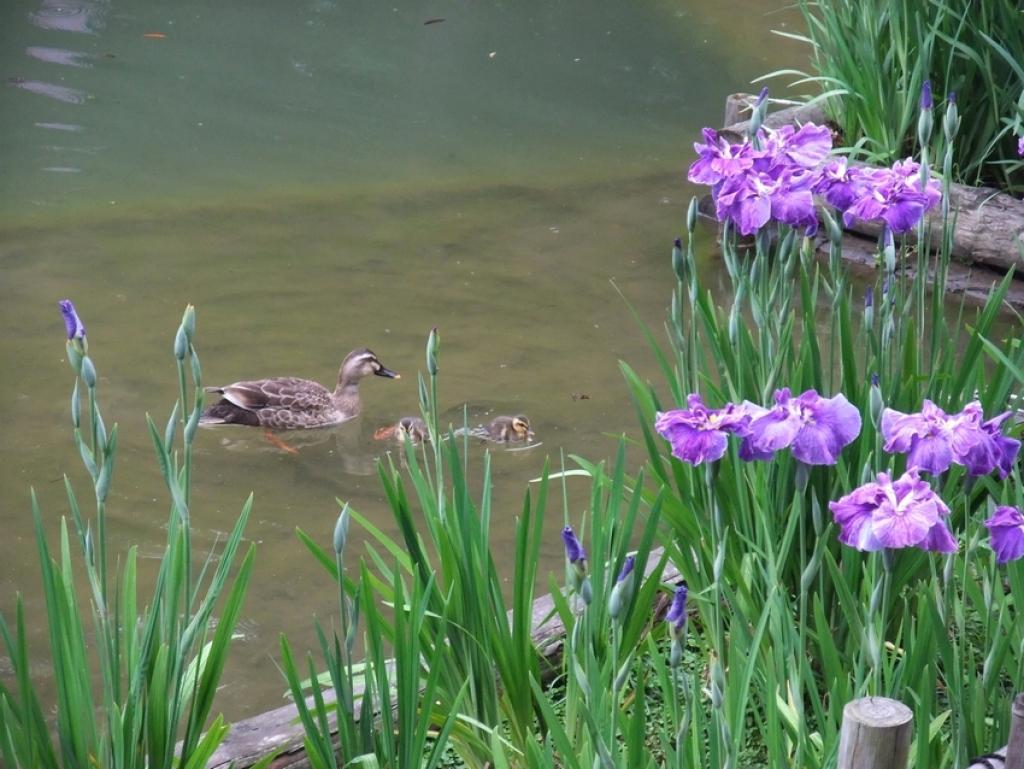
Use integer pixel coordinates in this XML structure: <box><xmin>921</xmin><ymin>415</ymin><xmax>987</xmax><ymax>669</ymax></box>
<box><xmin>376</xmin><ymin>365</ymin><xmax>400</xmax><ymax>380</ymax></box>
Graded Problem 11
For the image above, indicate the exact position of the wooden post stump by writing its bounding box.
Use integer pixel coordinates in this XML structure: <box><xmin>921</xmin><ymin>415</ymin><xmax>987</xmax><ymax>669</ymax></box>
<box><xmin>837</xmin><ymin>697</ymin><xmax>913</xmax><ymax>769</ymax></box>
<box><xmin>1006</xmin><ymin>693</ymin><xmax>1024</xmax><ymax>769</ymax></box>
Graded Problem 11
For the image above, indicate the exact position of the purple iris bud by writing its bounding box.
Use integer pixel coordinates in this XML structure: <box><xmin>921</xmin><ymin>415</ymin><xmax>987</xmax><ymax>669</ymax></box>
<box><xmin>665</xmin><ymin>582</ymin><xmax>688</xmax><ymax>633</ymax></box>
<box><xmin>609</xmin><ymin>554</ymin><xmax>637</xmax><ymax>619</ymax></box>
<box><xmin>654</xmin><ymin>394</ymin><xmax>752</xmax><ymax>465</ymax></box>
<box><xmin>1018</xmin><ymin>136</ymin><xmax>1024</xmax><ymax>157</ymax></box>
<box><xmin>58</xmin><ymin>299</ymin><xmax>85</xmax><ymax>339</ymax></box>
<box><xmin>829</xmin><ymin>469</ymin><xmax>957</xmax><ymax>553</ymax></box>
<box><xmin>864</xmin><ymin>288</ymin><xmax>873</xmax><ymax>309</ymax></box>
<box><xmin>869</xmin><ymin>375</ymin><xmax>884</xmax><ymax>425</ymax></box>
<box><xmin>616</xmin><ymin>554</ymin><xmax>636</xmax><ymax>584</ymax></box>
<box><xmin>756</xmin><ymin>86</ymin><xmax>769</xmax><ymax>107</ymax></box>
<box><xmin>947</xmin><ymin>91</ymin><xmax>956</xmax><ymax>104</ymax></box>
<box><xmin>561</xmin><ymin>525</ymin><xmax>586</xmax><ymax>564</ymax></box>
<box><xmin>673</xmin><ymin>237</ymin><xmax>682</xmax><ymax>249</ymax></box>
<box><xmin>881</xmin><ymin>399</ymin><xmax>1019</xmax><ymax>477</ymax></box>
<box><xmin>984</xmin><ymin>506</ymin><xmax>1024</xmax><ymax>564</ymax></box>
<box><xmin>738</xmin><ymin>388</ymin><xmax>862</xmax><ymax>465</ymax></box>
<box><xmin>920</xmin><ymin>79</ymin><xmax>932</xmax><ymax>110</ymax></box>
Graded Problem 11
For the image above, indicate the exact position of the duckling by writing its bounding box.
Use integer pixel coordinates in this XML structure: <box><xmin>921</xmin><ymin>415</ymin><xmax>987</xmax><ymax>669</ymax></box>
<box><xmin>201</xmin><ymin>347</ymin><xmax>399</xmax><ymax>430</ymax></box>
<box><xmin>374</xmin><ymin>416</ymin><xmax>429</xmax><ymax>443</ymax></box>
<box><xmin>483</xmin><ymin>414</ymin><xmax>533</xmax><ymax>442</ymax></box>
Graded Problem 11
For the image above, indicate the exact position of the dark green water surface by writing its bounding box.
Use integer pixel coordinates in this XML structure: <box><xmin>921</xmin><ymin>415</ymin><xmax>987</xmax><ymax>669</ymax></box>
<box><xmin>0</xmin><ymin>0</ymin><xmax>806</xmax><ymax>719</ymax></box>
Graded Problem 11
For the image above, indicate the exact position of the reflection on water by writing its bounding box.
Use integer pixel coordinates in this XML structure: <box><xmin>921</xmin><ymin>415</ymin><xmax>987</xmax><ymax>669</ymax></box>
<box><xmin>0</xmin><ymin>0</ymin><xmax>813</xmax><ymax>723</ymax></box>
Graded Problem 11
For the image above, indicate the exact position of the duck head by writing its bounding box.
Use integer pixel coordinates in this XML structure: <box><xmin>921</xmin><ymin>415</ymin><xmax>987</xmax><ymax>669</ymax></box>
<box><xmin>396</xmin><ymin>416</ymin><xmax>428</xmax><ymax>443</ymax></box>
<box><xmin>510</xmin><ymin>414</ymin><xmax>533</xmax><ymax>441</ymax></box>
<box><xmin>340</xmin><ymin>348</ymin><xmax>399</xmax><ymax>385</ymax></box>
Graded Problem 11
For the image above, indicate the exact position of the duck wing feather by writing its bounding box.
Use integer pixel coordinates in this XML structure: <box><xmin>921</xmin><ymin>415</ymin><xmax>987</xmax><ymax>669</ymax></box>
<box><xmin>214</xmin><ymin>377</ymin><xmax>333</xmax><ymax>413</ymax></box>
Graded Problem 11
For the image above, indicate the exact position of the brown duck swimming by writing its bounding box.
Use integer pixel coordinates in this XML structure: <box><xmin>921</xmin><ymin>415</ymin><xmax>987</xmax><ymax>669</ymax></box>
<box><xmin>201</xmin><ymin>348</ymin><xmax>399</xmax><ymax>430</ymax></box>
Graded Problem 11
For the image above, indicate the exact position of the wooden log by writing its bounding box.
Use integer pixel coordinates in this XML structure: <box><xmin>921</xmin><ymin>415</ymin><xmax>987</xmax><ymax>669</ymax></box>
<box><xmin>696</xmin><ymin>193</ymin><xmax>1024</xmax><ymax>310</ymax></box>
<box><xmin>201</xmin><ymin>549</ymin><xmax>684</xmax><ymax>769</ymax></box>
<box><xmin>962</xmin><ymin>692</ymin><xmax>1022</xmax><ymax>769</ymax></box>
<box><xmin>836</xmin><ymin>697</ymin><xmax>913</xmax><ymax>769</ymax></box>
<box><xmin>719</xmin><ymin>94</ymin><xmax>1024</xmax><ymax>277</ymax></box>
<box><xmin>1007</xmin><ymin>693</ymin><xmax>1024</xmax><ymax>769</ymax></box>
<box><xmin>810</xmin><ymin>227</ymin><xmax>1024</xmax><ymax>311</ymax></box>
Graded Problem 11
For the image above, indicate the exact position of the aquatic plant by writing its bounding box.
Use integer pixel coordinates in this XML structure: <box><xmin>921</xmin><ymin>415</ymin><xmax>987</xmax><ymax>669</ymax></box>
<box><xmin>766</xmin><ymin>0</ymin><xmax>1024</xmax><ymax>192</ymax></box>
<box><xmin>0</xmin><ymin>304</ymin><xmax>258</xmax><ymax>769</ymax></box>
<box><xmin>619</xmin><ymin>86</ymin><xmax>1024</xmax><ymax>767</ymax></box>
<box><xmin>690</xmin><ymin>121</ymin><xmax>942</xmax><ymax>235</ymax></box>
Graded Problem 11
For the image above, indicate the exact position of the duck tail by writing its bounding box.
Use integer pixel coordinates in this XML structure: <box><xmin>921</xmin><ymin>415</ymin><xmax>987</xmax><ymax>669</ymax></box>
<box><xmin>200</xmin><ymin>399</ymin><xmax>261</xmax><ymax>427</ymax></box>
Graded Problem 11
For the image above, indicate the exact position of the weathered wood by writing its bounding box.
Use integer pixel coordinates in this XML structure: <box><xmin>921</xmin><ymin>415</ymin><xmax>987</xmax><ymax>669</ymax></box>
<box><xmin>1007</xmin><ymin>693</ymin><xmax>1024</xmax><ymax>769</ymax></box>
<box><xmin>836</xmin><ymin>697</ymin><xmax>913</xmax><ymax>769</ymax></box>
<box><xmin>719</xmin><ymin>97</ymin><xmax>829</xmax><ymax>145</ymax></box>
<box><xmin>202</xmin><ymin>548</ymin><xmax>683</xmax><ymax>769</ymax></box>
<box><xmin>842</xmin><ymin>186</ymin><xmax>1024</xmax><ymax>275</ymax></box>
<box><xmin>811</xmin><ymin>227</ymin><xmax>1024</xmax><ymax>310</ymax></box>
<box><xmin>696</xmin><ymin>193</ymin><xmax>1024</xmax><ymax>310</ymax></box>
<box><xmin>966</xmin><ymin>747</ymin><xmax>1008</xmax><ymax>769</ymax></box>
<box><xmin>963</xmin><ymin>693</ymin><xmax>1021</xmax><ymax>769</ymax></box>
<box><xmin>719</xmin><ymin>94</ymin><xmax>1024</xmax><ymax>277</ymax></box>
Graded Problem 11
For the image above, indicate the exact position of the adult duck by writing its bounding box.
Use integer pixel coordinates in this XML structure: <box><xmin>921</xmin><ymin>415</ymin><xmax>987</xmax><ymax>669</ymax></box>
<box><xmin>201</xmin><ymin>348</ymin><xmax>399</xmax><ymax>430</ymax></box>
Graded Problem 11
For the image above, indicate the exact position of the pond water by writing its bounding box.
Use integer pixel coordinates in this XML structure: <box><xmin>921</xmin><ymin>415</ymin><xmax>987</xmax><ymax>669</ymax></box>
<box><xmin>0</xmin><ymin>0</ymin><xmax>809</xmax><ymax>720</ymax></box>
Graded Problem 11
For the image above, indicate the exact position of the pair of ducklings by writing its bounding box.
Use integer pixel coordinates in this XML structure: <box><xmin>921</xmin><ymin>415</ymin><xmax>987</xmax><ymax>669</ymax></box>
<box><xmin>200</xmin><ymin>346</ymin><xmax>534</xmax><ymax>446</ymax></box>
<box><xmin>374</xmin><ymin>414</ymin><xmax>533</xmax><ymax>444</ymax></box>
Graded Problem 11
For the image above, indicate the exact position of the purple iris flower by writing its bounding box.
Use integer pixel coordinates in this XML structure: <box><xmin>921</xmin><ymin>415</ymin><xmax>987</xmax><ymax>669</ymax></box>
<box><xmin>665</xmin><ymin>582</ymin><xmax>688</xmax><ymax>633</ymax></box>
<box><xmin>58</xmin><ymin>299</ymin><xmax>85</xmax><ymax>339</ymax></box>
<box><xmin>984</xmin><ymin>506</ymin><xmax>1024</xmax><ymax>564</ymax></box>
<box><xmin>715</xmin><ymin>166</ymin><xmax>820</xmax><ymax>235</ymax></box>
<box><xmin>814</xmin><ymin>158</ymin><xmax>861</xmax><ymax>211</ymax></box>
<box><xmin>688</xmin><ymin>128</ymin><xmax>756</xmax><ymax>187</ymax></box>
<box><xmin>841</xmin><ymin>159</ymin><xmax>942</xmax><ymax>233</ymax></box>
<box><xmin>829</xmin><ymin>470</ymin><xmax>957</xmax><ymax>552</ymax></box>
<box><xmin>561</xmin><ymin>526</ymin><xmax>586</xmax><ymax>565</ymax></box>
<box><xmin>757</xmin><ymin>123</ymin><xmax>833</xmax><ymax>170</ymax></box>
<box><xmin>655</xmin><ymin>394</ymin><xmax>752</xmax><ymax>465</ymax></box>
<box><xmin>738</xmin><ymin>388</ymin><xmax>862</xmax><ymax>465</ymax></box>
<box><xmin>882</xmin><ymin>400</ymin><xmax>1020</xmax><ymax>477</ymax></box>
<box><xmin>959</xmin><ymin>411</ymin><xmax>1021</xmax><ymax>478</ymax></box>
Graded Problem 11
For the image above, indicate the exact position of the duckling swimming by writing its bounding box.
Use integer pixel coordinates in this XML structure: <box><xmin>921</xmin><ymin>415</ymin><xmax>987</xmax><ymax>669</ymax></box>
<box><xmin>374</xmin><ymin>416</ymin><xmax>429</xmax><ymax>443</ymax></box>
<box><xmin>201</xmin><ymin>347</ymin><xmax>399</xmax><ymax>430</ymax></box>
<box><xmin>482</xmin><ymin>414</ymin><xmax>533</xmax><ymax>443</ymax></box>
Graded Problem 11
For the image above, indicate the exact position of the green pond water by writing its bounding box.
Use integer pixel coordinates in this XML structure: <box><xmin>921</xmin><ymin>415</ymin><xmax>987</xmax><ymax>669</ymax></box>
<box><xmin>0</xmin><ymin>0</ymin><xmax>809</xmax><ymax>720</ymax></box>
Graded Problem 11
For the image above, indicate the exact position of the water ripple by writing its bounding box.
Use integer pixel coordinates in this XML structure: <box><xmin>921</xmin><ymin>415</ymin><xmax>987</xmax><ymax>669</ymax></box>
<box><xmin>9</xmin><ymin>78</ymin><xmax>88</xmax><ymax>104</ymax></box>
<box><xmin>26</xmin><ymin>46</ymin><xmax>92</xmax><ymax>67</ymax></box>
<box><xmin>35</xmin><ymin>121</ymin><xmax>86</xmax><ymax>132</ymax></box>
<box><xmin>28</xmin><ymin>0</ymin><xmax>107</xmax><ymax>34</ymax></box>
